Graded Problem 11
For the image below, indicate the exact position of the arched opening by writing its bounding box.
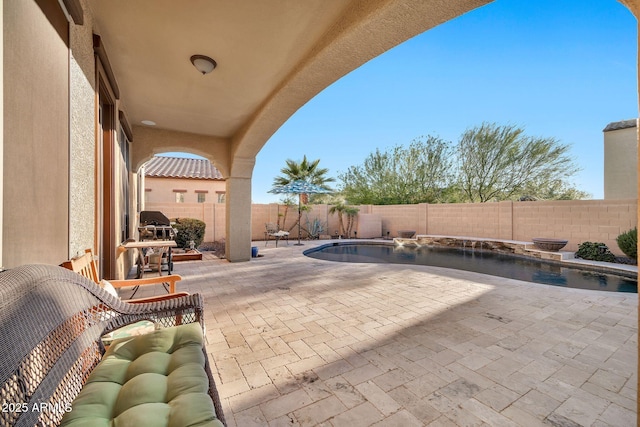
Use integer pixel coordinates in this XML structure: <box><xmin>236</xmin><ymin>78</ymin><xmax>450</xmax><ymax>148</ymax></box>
<box><xmin>136</xmin><ymin>152</ymin><xmax>226</xmax><ymax>253</ymax></box>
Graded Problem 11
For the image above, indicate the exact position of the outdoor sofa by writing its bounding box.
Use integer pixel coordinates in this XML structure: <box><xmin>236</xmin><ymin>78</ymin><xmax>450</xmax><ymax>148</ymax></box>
<box><xmin>0</xmin><ymin>264</ymin><xmax>225</xmax><ymax>426</ymax></box>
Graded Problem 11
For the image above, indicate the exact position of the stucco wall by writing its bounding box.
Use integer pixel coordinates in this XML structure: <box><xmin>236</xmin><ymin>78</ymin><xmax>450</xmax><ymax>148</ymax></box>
<box><xmin>3</xmin><ymin>0</ymin><xmax>70</xmax><ymax>267</ymax></box>
<box><xmin>2</xmin><ymin>0</ymin><xmax>140</xmax><ymax>274</ymax></box>
<box><xmin>145</xmin><ymin>176</ymin><xmax>225</xmax><ymax>204</ymax></box>
<box><xmin>69</xmin><ymin>0</ymin><xmax>97</xmax><ymax>259</ymax></box>
<box><xmin>147</xmin><ymin>199</ymin><xmax>637</xmax><ymax>256</ymax></box>
<box><xmin>604</xmin><ymin>125</ymin><xmax>638</xmax><ymax>199</ymax></box>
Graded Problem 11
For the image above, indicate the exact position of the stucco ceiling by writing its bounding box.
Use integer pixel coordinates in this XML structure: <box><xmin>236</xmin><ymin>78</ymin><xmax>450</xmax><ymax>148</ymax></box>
<box><xmin>91</xmin><ymin>1</ymin><xmax>355</xmax><ymax>138</ymax></box>
<box><xmin>91</xmin><ymin>1</ymin><xmax>493</xmax><ymax>162</ymax></box>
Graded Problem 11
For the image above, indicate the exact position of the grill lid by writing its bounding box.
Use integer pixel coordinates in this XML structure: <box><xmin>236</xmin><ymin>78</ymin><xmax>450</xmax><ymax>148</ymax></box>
<box><xmin>140</xmin><ymin>211</ymin><xmax>171</xmax><ymax>226</ymax></box>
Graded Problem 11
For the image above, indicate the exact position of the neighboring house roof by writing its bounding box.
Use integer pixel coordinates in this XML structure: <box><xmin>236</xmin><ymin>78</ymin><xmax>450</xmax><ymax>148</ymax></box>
<box><xmin>145</xmin><ymin>156</ymin><xmax>224</xmax><ymax>180</ymax></box>
<box><xmin>603</xmin><ymin>119</ymin><xmax>638</xmax><ymax>132</ymax></box>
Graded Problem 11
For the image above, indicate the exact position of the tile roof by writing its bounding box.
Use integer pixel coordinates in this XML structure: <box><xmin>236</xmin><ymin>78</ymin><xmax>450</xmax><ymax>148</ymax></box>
<box><xmin>145</xmin><ymin>156</ymin><xmax>223</xmax><ymax>180</ymax></box>
<box><xmin>603</xmin><ymin>119</ymin><xmax>637</xmax><ymax>132</ymax></box>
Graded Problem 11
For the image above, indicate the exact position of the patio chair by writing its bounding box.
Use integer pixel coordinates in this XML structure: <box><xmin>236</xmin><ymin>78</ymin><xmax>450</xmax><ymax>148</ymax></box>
<box><xmin>265</xmin><ymin>223</ymin><xmax>289</xmax><ymax>247</ymax></box>
<box><xmin>61</xmin><ymin>248</ymin><xmax>183</xmax><ymax>298</ymax></box>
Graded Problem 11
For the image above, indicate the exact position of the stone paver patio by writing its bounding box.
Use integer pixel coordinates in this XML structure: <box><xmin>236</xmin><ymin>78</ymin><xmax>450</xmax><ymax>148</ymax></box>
<box><xmin>131</xmin><ymin>241</ymin><xmax>637</xmax><ymax>426</ymax></box>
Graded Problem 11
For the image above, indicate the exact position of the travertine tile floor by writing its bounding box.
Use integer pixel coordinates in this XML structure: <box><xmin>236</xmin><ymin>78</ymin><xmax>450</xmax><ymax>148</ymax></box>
<box><xmin>129</xmin><ymin>241</ymin><xmax>637</xmax><ymax>426</ymax></box>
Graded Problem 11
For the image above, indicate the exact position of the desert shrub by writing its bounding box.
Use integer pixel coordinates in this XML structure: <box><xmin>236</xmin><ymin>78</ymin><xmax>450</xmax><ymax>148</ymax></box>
<box><xmin>172</xmin><ymin>218</ymin><xmax>206</xmax><ymax>249</ymax></box>
<box><xmin>575</xmin><ymin>242</ymin><xmax>616</xmax><ymax>263</ymax></box>
<box><xmin>616</xmin><ymin>227</ymin><xmax>637</xmax><ymax>260</ymax></box>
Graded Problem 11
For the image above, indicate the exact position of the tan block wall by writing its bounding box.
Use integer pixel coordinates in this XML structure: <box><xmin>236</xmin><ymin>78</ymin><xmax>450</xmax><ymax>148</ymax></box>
<box><xmin>371</xmin><ymin>204</ymin><xmax>423</xmax><ymax>237</ymax></box>
<box><xmin>497</xmin><ymin>201</ymin><xmax>514</xmax><ymax>240</ymax></box>
<box><xmin>147</xmin><ymin>199</ymin><xmax>637</xmax><ymax>256</ymax></box>
<box><xmin>357</xmin><ymin>214</ymin><xmax>382</xmax><ymax>238</ymax></box>
<box><xmin>252</xmin><ymin>204</ymin><xmax>275</xmax><ymax>239</ymax></box>
<box><xmin>274</xmin><ymin>204</ymin><xmax>340</xmax><ymax>239</ymax></box>
<box><xmin>427</xmin><ymin>203</ymin><xmax>502</xmax><ymax>238</ymax></box>
<box><xmin>145</xmin><ymin>202</ymin><xmax>226</xmax><ymax>243</ymax></box>
<box><xmin>512</xmin><ymin>199</ymin><xmax>637</xmax><ymax>253</ymax></box>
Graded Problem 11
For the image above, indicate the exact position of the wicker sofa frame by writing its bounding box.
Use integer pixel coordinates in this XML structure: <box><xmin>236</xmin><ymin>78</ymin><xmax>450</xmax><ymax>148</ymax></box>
<box><xmin>0</xmin><ymin>264</ymin><xmax>225</xmax><ymax>427</ymax></box>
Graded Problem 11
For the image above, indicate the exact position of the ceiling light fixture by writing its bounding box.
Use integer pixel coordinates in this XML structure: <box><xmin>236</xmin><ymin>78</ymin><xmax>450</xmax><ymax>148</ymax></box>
<box><xmin>190</xmin><ymin>54</ymin><xmax>217</xmax><ymax>75</ymax></box>
<box><xmin>141</xmin><ymin>120</ymin><xmax>156</xmax><ymax>126</ymax></box>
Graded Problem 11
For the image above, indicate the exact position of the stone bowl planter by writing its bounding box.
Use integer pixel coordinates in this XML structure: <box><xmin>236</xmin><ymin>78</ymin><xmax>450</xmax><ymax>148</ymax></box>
<box><xmin>532</xmin><ymin>238</ymin><xmax>568</xmax><ymax>252</ymax></box>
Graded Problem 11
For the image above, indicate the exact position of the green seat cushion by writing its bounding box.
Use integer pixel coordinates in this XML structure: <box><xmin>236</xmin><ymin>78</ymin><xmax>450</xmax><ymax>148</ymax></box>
<box><xmin>61</xmin><ymin>322</ymin><xmax>224</xmax><ymax>427</ymax></box>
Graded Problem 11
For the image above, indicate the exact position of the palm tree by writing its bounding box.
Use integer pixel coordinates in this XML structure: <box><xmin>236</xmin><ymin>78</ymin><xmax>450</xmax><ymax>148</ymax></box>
<box><xmin>328</xmin><ymin>202</ymin><xmax>346</xmax><ymax>237</ymax></box>
<box><xmin>273</xmin><ymin>155</ymin><xmax>334</xmax><ymax>204</ymax></box>
<box><xmin>273</xmin><ymin>156</ymin><xmax>334</xmax><ymax>237</ymax></box>
<box><xmin>277</xmin><ymin>195</ymin><xmax>296</xmax><ymax>231</ymax></box>
<box><xmin>344</xmin><ymin>206</ymin><xmax>359</xmax><ymax>238</ymax></box>
<box><xmin>329</xmin><ymin>202</ymin><xmax>359</xmax><ymax>238</ymax></box>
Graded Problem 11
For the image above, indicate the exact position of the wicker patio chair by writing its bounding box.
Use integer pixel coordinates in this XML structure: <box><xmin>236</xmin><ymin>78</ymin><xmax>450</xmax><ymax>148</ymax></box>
<box><xmin>0</xmin><ymin>264</ymin><xmax>226</xmax><ymax>427</ymax></box>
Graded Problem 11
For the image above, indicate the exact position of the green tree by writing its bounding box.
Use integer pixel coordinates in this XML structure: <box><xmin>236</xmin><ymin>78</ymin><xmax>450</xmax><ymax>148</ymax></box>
<box><xmin>519</xmin><ymin>179</ymin><xmax>591</xmax><ymax>201</ymax></box>
<box><xmin>338</xmin><ymin>137</ymin><xmax>454</xmax><ymax>205</ymax></box>
<box><xmin>457</xmin><ymin>123</ymin><xmax>583</xmax><ymax>202</ymax></box>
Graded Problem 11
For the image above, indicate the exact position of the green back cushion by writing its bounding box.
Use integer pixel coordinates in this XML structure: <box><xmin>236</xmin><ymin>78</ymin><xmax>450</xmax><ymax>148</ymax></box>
<box><xmin>61</xmin><ymin>322</ymin><xmax>224</xmax><ymax>427</ymax></box>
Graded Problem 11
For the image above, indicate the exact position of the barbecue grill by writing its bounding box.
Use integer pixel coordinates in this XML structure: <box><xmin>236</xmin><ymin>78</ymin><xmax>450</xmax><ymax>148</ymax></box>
<box><xmin>139</xmin><ymin>211</ymin><xmax>176</xmax><ymax>241</ymax></box>
<box><xmin>135</xmin><ymin>211</ymin><xmax>176</xmax><ymax>278</ymax></box>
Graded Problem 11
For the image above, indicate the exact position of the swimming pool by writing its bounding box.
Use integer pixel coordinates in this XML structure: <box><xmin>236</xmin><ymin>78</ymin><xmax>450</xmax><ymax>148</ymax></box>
<box><xmin>304</xmin><ymin>242</ymin><xmax>637</xmax><ymax>293</ymax></box>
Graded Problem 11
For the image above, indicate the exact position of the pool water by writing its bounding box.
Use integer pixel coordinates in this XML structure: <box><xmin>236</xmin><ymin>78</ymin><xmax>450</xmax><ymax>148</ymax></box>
<box><xmin>304</xmin><ymin>243</ymin><xmax>637</xmax><ymax>293</ymax></box>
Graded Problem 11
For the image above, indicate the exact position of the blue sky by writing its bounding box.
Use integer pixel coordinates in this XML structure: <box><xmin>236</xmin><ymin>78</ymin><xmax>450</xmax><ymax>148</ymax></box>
<box><xmin>170</xmin><ymin>0</ymin><xmax>638</xmax><ymax>203</ymax></box>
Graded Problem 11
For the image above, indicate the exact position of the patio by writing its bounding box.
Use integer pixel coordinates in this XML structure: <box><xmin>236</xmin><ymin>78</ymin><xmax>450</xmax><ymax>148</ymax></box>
<box><xmin>130</xmin><ymin>241</ymin><xmax>637</xmax><ymax>426</ymax></box>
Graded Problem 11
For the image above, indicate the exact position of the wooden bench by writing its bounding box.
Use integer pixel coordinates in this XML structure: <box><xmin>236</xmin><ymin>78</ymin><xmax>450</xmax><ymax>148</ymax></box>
<box><xmin>0</xmin><ymin>264</ymin><xmax>226</xmax><ymax>426</ymax></box>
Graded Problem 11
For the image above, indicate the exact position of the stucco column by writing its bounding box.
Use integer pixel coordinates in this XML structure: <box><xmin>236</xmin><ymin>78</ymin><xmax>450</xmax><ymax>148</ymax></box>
<box><xmin>618</xmin><ymin>1</ymin><xmax>640</xmax><ymax>412</ymax></box>
<box><xmin>225</xmin><ymin>177</ymin><xmax>252</xmax><ymax>262</ymax></box>
<box><xmin>225</xmin><ymin>156</ymin><xmax>255</xmax><ymax>262</ymax></box>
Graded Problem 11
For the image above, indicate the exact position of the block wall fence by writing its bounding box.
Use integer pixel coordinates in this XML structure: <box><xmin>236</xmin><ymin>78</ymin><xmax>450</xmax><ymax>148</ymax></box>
<box><xmin>145</xmin><ymin>199</ymin><xmax>637</xmax><ymax>256</ymax></box>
